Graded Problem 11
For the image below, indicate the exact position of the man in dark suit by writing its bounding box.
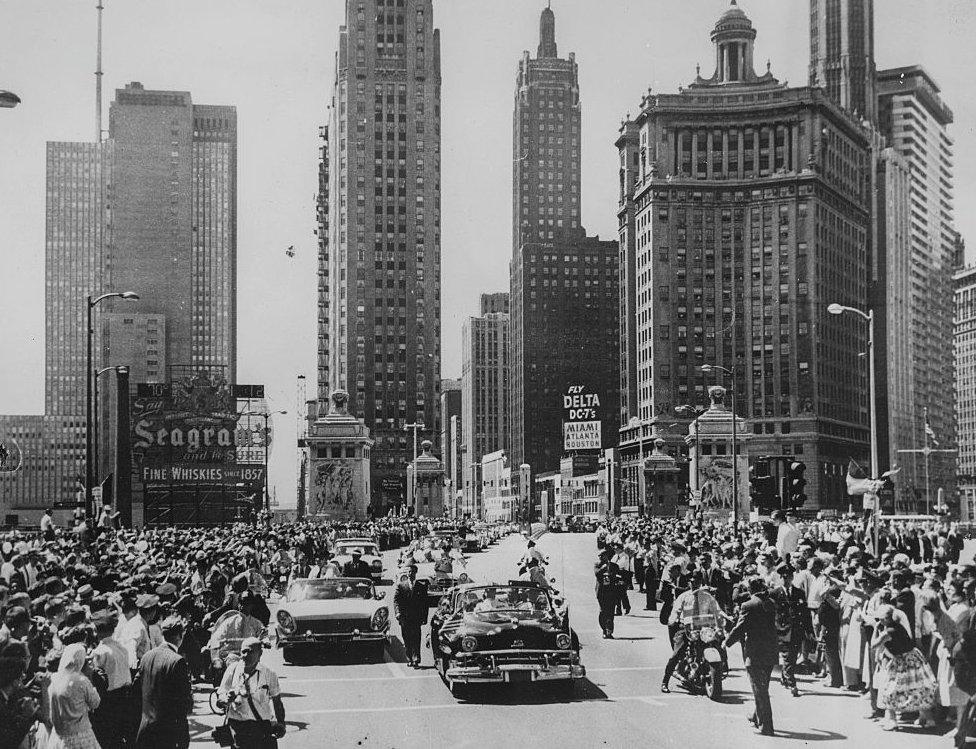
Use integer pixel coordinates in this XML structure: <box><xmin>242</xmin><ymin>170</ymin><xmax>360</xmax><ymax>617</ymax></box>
<box><xmin>725</xmin><ymin>577</ymin><xmax>779</xmax><ymax>737</ymax></box>
<box><xmin>594</xmin><ymin>546</ymin><xmax>622</xmax><ymax>639</ymax></box>
<box><xmin>342</xmin><ymin>550</ymin><xmax>373</xmax><ymax>579</ymax></box>
<box><xmin>394</xmin><ymin>564</ymin><xmax>429</xmax><ymax>667</ymax></box>
<box><xmin>135</xmin><ymin>616</ymin><xmax>194</xmax><ymax>749</ymax></box>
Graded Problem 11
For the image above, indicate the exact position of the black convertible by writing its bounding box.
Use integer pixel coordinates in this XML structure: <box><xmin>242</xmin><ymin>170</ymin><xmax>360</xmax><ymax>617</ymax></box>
<box><xmin>429</xmin><ymin>581</ymin><xmax>585</xmax><ymax>697</ymax></box>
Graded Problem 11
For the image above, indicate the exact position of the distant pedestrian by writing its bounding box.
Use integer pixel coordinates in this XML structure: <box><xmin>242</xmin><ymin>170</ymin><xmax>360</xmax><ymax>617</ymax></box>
<box><xmin>394</xmin><ymin>564</ymin><xmax>429</xmax><ymax>667</ymax></box>
<box><xmin>40</xmin><ymin>509</ymin><xmax>56</xmax><ymax>542</ymax></box>
<box><xmin>594</xmin><ymin>547</ymin><xmax>622</xmax><ymax>639</ymax></box>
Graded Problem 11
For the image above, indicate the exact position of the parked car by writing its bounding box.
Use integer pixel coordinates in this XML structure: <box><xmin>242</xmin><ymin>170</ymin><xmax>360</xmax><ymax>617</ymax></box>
<box><xmin>275</xmin><ymin>577</ymin><xmax>390</xmax><ymax>662</ymax></box>
<box><xmin>429</xmin><ymin>581</ymin><xmax>585</xmax><ymax>697</ymax></box>
<box><xmin>331</xmin><ymin>538</ymin><xmax>384</xmax><ymax>580</ymax></box>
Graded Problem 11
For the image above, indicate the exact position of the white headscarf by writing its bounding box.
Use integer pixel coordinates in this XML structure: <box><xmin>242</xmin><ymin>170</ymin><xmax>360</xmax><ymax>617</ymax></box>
<box><xmin>50</xmin><ymin>642</ymin><xmax>87</xmax><ymax>692</ymax></box>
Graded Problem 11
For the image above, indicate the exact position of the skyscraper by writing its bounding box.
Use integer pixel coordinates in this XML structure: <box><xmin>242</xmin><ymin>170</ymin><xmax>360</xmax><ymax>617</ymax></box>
<box><xmin>876</xmin><ymin>66</ymin><xmax>957</xmax><ymax>509</ymax></box>
<box><xmin>954</xmin><ymin>265</ymin><xmax>976</xmax><ymax>520</ymax></box>
<box><xmin>439</xmin><ymin>378</ymin><xmax>461</xmax><ymax>515</ymax></box>
<box><xmin>318</xmin><ymin>0</ymin><xmax>442</xmax><ymax>513</ymax></box>
<box><xmin>461</xmin><ymin>297</ymin><xmax>509</xmax><ymax>518</ymax></box>
<box><xmin>510</xmin><ymin>5</ymin><xmax>619</xmax><ymax>475</ymax></box>
<box><xmin>618</xmin><ymin>2</ymin><xmax>872</xmax><ymax>507</ymax></box>
<box><xmin>107</xmin><ymin>83</ymin><xmax>237</xmax><ymax>381</ymax></box>
<box><xmin>809</xmin><ymin>0</ymin><xmax>876</xmax><ymax>123</ymax></box>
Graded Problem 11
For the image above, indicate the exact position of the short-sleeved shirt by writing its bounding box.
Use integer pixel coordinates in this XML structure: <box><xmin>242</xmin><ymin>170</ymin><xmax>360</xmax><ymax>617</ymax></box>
<box><xmin>219</xmin><ymin>661</ymin><xmax>280</xmax><ymax>722</ymax></box>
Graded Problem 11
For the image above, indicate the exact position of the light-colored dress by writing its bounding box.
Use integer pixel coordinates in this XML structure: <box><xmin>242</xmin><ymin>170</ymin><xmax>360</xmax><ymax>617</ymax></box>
<box><xmin>47</xmin><ymin>673</ymin><xmax>101</xmax><ymax>749</ymax></box>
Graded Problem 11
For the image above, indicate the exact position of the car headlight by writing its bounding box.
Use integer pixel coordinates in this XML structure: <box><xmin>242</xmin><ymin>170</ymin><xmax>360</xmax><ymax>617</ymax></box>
<box><xmin>371</xmin><ymin>607</ymin><xmax>390</xmax><ymax>631</ymax></box>
<box><xmin>277</xmin><ymin>610</ymin><xmax>296</xmax><ymax>634</ymax></box>
<box><xmin>372</xmin><ymin>560</ymin><xmax>383</xmax><ymax>568</ymax></box>
<box><xmin>460</xmin><ymin>636</ymin><xmax>478</xmax><ymax>652</ymax></box>
<box><xmin>555</xmin><ymin>633</ymin><xmax>572</xmax><ymax>650</ymax></box>
<box><xmin>700</xmin><ymin>626</ymin><xmax>716</xmax><ymax>642</ymax></box>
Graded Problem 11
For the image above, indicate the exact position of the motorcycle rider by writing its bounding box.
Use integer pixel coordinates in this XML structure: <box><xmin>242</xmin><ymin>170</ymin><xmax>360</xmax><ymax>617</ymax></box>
<box><xmin>207</xmin><ymin>593</ymin><xmax>265</xmax><ymax>682</ymax></box>
<box><xmin>661</xmin><ymin>571</ymin><xmax>728</xmax><ymax>693</ymax></box>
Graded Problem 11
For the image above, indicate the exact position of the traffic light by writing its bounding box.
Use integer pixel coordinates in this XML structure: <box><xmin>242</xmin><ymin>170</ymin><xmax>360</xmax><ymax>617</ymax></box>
<box><xmin>787</xmin><ymin>461</ymin><xmax>807</xmax><ymax>508</ymax></box>
<box><xmin>749</xmin><ymin>459</ymin><xmax>776</xmax><ymax>511</ymax></box>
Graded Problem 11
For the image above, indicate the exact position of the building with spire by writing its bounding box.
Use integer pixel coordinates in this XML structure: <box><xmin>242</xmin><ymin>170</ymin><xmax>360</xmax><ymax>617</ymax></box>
<box><xmin>318</xmin><ymin>0</ymin><xmax>442</xmax><ymax>515</ymax></box>
<box><xmin>509</xmin><ymin>4</ymin><xmax>619</xmax><ymax>478</ymax></box>
<box><xmin>617</xmin><ymin>1</ymin><xmax>872</xmax><ymax>508</ymax></box>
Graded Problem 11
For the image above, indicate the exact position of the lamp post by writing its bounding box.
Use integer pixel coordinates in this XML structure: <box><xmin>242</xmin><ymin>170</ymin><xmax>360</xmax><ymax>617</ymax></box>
<box><xmin>241</xmin><ymin>409</ymin><xmax>286</xmax><ymax>513</ymax></box>
<box><xmin>86</xmin><ymin>291</ymin><xmax>138</xmax><ymax>519</ymax></box>
<box><xmin>828</xmin><ymin>302</ymin><xmax>882</xmax><ymax>548</ymax></box>
<box><xmin>701</xmin><ymin>364</ymin><xmax>739</xmax><ymax>524</ymax></box>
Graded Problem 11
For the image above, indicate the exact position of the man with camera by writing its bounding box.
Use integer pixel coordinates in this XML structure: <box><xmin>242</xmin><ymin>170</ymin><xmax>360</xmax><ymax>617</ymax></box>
<box><xmin>217</xmin><ymin>636</ymin><xmax>285</xmax><ymax>748</ymax></box>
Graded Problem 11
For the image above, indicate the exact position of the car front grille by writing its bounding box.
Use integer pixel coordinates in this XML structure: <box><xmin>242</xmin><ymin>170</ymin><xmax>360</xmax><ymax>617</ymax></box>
<box><xmin>299</xmin><ymin>617</ymin><xmax>372</xmax><ymax>635</ymax></box>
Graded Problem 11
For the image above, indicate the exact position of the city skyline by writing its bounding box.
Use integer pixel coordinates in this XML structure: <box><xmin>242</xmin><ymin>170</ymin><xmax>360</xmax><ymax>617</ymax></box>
<box><xmin>1</xmin><ymin>0</ymin><xmax>974</xmax><ymax>505</ymax></box>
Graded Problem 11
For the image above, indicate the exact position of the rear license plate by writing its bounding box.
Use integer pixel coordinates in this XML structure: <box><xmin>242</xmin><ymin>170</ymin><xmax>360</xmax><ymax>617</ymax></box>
<box><xmin>507</xmin><ymin>671</ymin><xmax>532</xmax><ymax>682</ymax></box>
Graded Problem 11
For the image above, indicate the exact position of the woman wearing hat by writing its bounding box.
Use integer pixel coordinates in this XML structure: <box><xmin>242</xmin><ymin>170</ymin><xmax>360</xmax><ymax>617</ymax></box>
<box><xmin>47</xmin><ymin>642</ymin><xmax>101</xmax><ymax>749</ymax></box>
<box><xmin>871</xmin><ymin>603</ymin><xmax>937</xmax><ymax>730</ymax></box>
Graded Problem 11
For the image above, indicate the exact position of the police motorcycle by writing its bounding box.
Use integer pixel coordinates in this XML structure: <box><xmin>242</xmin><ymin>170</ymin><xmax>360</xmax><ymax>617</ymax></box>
<box><xmin>673</xmin><ymin>613</ymin><xmax>724</xmax><ymax>700</ymax></box>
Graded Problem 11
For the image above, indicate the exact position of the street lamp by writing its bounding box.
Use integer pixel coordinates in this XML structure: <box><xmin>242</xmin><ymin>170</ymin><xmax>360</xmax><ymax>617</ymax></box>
<box><xmin>241</xmin><ymin>409</ymin><xmax>287</xmax><ymax>513</ymax></box>
<box><xmin>0</xmin><ymin>91</ymin><xmax>21</xmax><ymax>109</ymax></box>
<box><xmin>86</xmin><ymin>291</ymin><xmax>138</xmax><ymax>519</ymax></box>
<box><xmin>700</xmin><ymin>364</ymin><xmax>739</xmax><ymax>524</ymax></box>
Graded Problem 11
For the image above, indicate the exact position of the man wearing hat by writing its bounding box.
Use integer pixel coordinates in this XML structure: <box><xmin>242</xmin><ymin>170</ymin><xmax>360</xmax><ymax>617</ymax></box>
<box><xmin>91</xmin><ymin>610</ymin><xmax>132</xmax><ymax>748</ymax></box>
<box><xmin>769</xmin><ymin>562</ymin><xmax>807</xmax><ymax>697</ymax></box>
<box><xmin>341</xmin><ymin>549</ymin><xmax>372</xmax><ymax>579</ymax></box>
<box><xmin>135</xmin><ymin>616</ymin><xmax>193</xmax><ymax>749</ymax></box>
<box><xmin>218</xmin><ymin>636</ymin><xmax>285</xmax><ymax>748</ymax></box>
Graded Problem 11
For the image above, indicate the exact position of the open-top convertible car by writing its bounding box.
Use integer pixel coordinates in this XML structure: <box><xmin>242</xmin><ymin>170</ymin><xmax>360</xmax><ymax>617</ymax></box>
<box><xmin>275</xmin><ymin>577</ymin><xmax>389</xmax><ymax>662</ymax></box>
<box><xmin>429</xmin><ymin>581</ymin><xmax>585</xmax><ymax>697</ymax></box>
<box><xmin>331</xmin><ymin>538</ymin><xmax>384</xmax><ymax>580</ymax></box>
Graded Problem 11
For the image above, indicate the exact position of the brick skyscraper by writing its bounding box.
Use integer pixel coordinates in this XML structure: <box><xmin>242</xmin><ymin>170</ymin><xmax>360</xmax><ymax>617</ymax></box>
<box><xmin>510</xmin><ymin>5</ymin><xmax>619</xmax><ymax>475</ymax></box>
<box><xmin>318</xmin><ymin>0</ymin><xmax>442</xmax><ymax>513</ymax></box>
<box><xmin>617</xmin><ymin>2</ymin><xmax>872</xmax><ymax>507</ymax></box>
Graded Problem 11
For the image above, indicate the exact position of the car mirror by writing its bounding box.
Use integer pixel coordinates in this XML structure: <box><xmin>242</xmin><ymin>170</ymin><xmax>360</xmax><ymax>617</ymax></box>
<box><xmin>375</xmin><ymin>591</ymin><xmax>386</xmax><ymax>600</ymax></box>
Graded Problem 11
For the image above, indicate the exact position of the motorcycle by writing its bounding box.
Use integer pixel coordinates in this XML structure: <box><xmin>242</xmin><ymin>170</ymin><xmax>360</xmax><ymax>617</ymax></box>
<box><xmin>674</xmin><ymin>613</ymin><xmax>724</xmax><ymax>701</ymax></box>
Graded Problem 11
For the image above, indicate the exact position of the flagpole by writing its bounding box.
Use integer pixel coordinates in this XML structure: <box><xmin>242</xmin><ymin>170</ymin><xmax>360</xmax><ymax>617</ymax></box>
<box><xmin>924</xmin><ymin>407</ymin><xmax>931</xmax><ymax>516</ymax></box>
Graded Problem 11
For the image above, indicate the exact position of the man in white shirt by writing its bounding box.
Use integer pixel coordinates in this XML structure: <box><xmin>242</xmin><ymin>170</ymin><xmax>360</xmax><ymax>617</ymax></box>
<box><xmin>219</xmin><ymin>637</ymin><xmax>285</xmax><ymax>746</ymax></box>
<box><xmin>91</xmin><ymin>611</ymin><xmax>133</xmax><ymax>749</ymax></box>
<box><xmin>40</xmin><ymin>509</ymin><xmax>56</xmax><ymax>541</ymax></box>
<box><xmin>114</xmin><ymin>594</ymin><xmax>151</xmax><ymax>672</ymax></box>
<box><xmin>774</xmin><ymin>511</ymin><xmax>800</xmax><ymax>558</ymax></box>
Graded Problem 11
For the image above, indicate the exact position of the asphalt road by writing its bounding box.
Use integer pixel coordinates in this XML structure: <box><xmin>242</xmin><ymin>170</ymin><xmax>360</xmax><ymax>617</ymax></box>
<box><xmin>189</xmin><ymin>532</ymin><xmax>951</xmax><ymax>748</ymax></box>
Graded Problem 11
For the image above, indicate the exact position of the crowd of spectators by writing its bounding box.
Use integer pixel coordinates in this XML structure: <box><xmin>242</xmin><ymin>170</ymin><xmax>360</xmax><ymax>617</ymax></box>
<box><xmin>596</xmin><ymin>510</ymin><xmax>976</xmax><ymax>739</ymax></box>
<box><xmin>0</xmin><ymin>508</ymin><xmax>441</xmax><ymax>749</ymax></box>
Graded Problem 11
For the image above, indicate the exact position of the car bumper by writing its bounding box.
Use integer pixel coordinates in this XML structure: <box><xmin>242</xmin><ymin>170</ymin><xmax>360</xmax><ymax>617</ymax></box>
<box><xmin>447</xmin><ymin>662</ymin><xmax>585</xmax><ymax>683</ymax></box>
<box><xmin>278</xmin><ymin>631</ymin><xmax>388</xmax><ymax>645</ymax></box>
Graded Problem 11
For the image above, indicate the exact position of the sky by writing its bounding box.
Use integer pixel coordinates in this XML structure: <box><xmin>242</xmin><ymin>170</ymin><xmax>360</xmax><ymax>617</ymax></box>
<box><xmin>1</xmin><ymin>0</ymin><xmax>974</xmax><ymax>507</ymax></box>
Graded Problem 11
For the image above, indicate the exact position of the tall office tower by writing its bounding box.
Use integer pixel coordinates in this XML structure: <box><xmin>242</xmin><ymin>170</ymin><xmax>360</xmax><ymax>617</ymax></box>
<box><xmin>617</xmin><ymin>2</ymin><xmax>872</xmax><ymax>507</ymax></box>
<box><xmin>955</xmin><ymin>265</ymin><xmax>976</xmax><ymax>520</ymax></box>
<box><xmin>44</xmin><ymin>141</ymin><xmax>113</xmax><ymax>417</ymax></box>
<box><xmin>319</xmin><ymin>0</ymin><xmax>442</xmax><ymax>513</ymax></box>
<box><xmin>510</xmin><ymin>5</ymin><xmax>619</xmax><ymax>474</ymax></box>
<box><xmin>461</xmin><ymin>295</ymin><xmax>510</xmax><ymax>518</ymax></box>
<box><xmin>877</xmin><ymin>66</ymin><xmax>957</xmax><ymax>511</ymax></box>
<box><xmin>107</xmin><ymin>83</ymin><xmax>237</xmax><ymax>381</ymax></box>
<box><xmin>480</xmin><ymin>292</ymin><xmax>510</xmax><ymax>316</ymax></box>
<box><xmin>872</xmin><ymin>147</ymin><xmax>915</xmax><ymax>498</ymax></box>
<box><xmin>439</xmin><ymin>378</ymin><xmax>461</xmax><ymax>514</ymax></box>
<box><xmin>955</xmin><ymin>266</ymin><xmax>976</xmax><ymax>517</ymax></box>
<box><xmin>809</xmin><ymin>0</ymin><xmax>876</xmax><ymax>123</ymax></box>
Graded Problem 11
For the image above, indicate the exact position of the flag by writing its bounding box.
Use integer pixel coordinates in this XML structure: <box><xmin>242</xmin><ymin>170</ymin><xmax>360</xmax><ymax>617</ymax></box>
<box><xmin>846</xmin><ymin>459</ymin><xmax>876</xmax><ymax>496</ymax></box>
<box><xmin>925</xmin><ymin>422</ymin><xmax>939</xmax><ymax>446</ymax></box>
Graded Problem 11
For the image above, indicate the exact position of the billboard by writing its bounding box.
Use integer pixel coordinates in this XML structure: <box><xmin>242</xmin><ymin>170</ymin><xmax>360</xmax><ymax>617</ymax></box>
<box><xmin>141</xmin><ymin>464</ymin><xmax>265</xmax><ymax>486</ymax></box>
<box><xmin>562</xmin><ymin>385</ymin><xmax>602</xmax><ymax>451</ymax></box>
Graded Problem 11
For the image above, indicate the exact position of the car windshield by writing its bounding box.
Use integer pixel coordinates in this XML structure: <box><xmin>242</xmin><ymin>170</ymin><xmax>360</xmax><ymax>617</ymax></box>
<box><xmin>337</xmin><ymin>543</ymin><xmax>378</xmax><ymax>556</ymax></box>
<box><xmin>288</xmin><ymin>579</ymin><xmax>374</xmax><ymax>601</ymax></box>
<box><xmin>457</xmin><ymin>586</ymin><xmax>553</xmax><ymax>617</ymax></box>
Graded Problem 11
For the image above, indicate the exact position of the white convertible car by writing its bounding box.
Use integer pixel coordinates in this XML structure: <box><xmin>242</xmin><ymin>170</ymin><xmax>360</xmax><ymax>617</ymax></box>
<box><xmin>331</xmin><ymin>538</ymin><xmax>385</xmax><ymax>581</ymax></box>
<box><xmin>275</xmin><ymin>577</ymin><xmax>390</xmax><ymax>662</ymax></box>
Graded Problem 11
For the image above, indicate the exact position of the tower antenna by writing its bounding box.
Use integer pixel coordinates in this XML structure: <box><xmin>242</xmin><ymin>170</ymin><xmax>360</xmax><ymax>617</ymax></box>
<box><xmin>96</xmin><ymin>0</ymin><xmax>104</xmax><ymax>142</ymax></box>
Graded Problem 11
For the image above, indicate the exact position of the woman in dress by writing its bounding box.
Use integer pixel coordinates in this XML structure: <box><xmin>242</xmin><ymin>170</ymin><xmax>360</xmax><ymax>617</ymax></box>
<box><xmin>871</xmin><ymin>604</ymin><xmax>937</xmax><ymax>731</ymax></box>
<box><xmin>47</xmin><ymin>642</ymin><xmax>101</xmax><ymax>749</ymax></box>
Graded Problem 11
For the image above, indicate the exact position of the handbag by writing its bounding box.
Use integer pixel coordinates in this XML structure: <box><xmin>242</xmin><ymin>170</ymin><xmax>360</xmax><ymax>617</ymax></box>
<box><xmin>211</xmin><ymin>712</ymin><xmax>233</xmax><ymax>747</ymax></box>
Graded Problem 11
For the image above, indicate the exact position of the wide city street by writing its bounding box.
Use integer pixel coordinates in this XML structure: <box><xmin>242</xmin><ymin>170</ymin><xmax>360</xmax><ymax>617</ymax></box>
<box><xmin>190</xmin><ymin>532</ymin><xmax>950</xmax><ymax>748</ymax></box>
